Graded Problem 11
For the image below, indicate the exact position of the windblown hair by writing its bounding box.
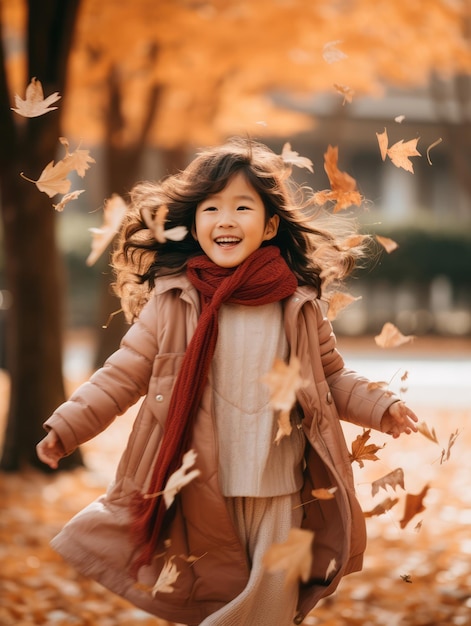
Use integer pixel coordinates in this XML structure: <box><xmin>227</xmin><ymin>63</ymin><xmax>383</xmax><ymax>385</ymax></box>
<box><xmin>112</xmin><ymin>137</ymin><xmax>366</xmax><ymax>321</ymax></box>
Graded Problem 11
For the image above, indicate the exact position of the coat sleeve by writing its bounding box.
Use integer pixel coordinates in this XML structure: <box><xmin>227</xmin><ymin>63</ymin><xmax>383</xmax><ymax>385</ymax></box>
<box><xmin>43</xmin><ymin>294</ymin><xmax>160</xmax><ymax>455</ymax></box>
<box><xmin>314</xmin><ymin>300</ymin><xmax>398</xmax><ymax>432</ymax></box>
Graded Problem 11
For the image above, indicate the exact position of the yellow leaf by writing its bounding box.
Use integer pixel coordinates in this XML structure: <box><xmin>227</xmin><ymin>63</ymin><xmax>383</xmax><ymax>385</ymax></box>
<box><xmin>21</xmin><ymin>160</ymin><xmax>71</xmax><ymax>198</ymax></box>
<box><xmin>314</xmin><ymin>145</ymin><xmax>362</xmax><ymax>212</ymax></box>
<box><xmin>86</xmin><ymin>194</ymin><xmax>128</xmax><ymax>266</ymax></box>
<box><xmin>263</xmin><ymin>528</ymin><xmax>314</xmax><ymax>585</ymax></box>
<box><xmin>374</xmin><ymin>322</ymin><xmax>414</xmax><ymax>349</ymax></box>
<box><xmin>11</xmin><ymin>77</ymin><xmax>61</xmax><ymax>118</ymax></box>
<box><xmin>59</xmin><ymin>137</ymin><xmax>96</xmax><ymax>177</ymax></box>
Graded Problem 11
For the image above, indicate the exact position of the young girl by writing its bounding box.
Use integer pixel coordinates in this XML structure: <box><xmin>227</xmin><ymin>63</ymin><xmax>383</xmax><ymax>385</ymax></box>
<box><xmin>37</xmin><ymin>137</ymin><xmax>418</xmax><ymax>626</ymax></box>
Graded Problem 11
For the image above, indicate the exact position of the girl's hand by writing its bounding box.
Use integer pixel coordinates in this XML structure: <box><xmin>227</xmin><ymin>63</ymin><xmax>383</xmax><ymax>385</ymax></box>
<box><xmin>380</xmin><ymin>401</ymin><xmax>419</xmax><ymax>438</ymax></box>
<box><xmin>36</xmin><ymin>430</ymin><xmax>66</xmax><ymax>469</ymax></box>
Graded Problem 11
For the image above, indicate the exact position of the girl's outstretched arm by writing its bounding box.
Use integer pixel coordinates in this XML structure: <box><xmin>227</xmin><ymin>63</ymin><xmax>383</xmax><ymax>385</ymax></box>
<box><xmin>36</xmin><ymin>430</ymin><xmax>66</xmax><ymax>469</ymax></box>
<box><xmin>380</xmin><ymin>401</ymin><xmax>419</xmax><ymax>438</ymax></box>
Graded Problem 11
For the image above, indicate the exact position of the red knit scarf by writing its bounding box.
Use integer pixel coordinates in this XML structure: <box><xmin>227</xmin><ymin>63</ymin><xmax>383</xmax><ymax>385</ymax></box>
<box><xmin>130</xmin><ymin>245</ymin><xmax>298</xmax><ymax>572</ymax></box>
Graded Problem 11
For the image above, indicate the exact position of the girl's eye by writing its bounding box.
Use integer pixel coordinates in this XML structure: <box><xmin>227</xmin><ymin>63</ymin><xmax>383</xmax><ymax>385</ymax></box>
<box><xmin>237</xmin><ymin>205</ymin><xmax>251</xmax><ymax>211</ymax></box>
<box><xmin>202</xmin><ymin>206</ymin><xmax>217</xmax><ymax>212</ymax></box>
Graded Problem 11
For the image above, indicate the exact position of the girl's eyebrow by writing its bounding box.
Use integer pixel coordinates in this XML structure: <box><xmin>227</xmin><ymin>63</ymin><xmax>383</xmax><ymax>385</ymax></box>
<box><xmin>203</xmin><ymin>193</ymin><xmax>256</xmax><ymax>202</ymax></box>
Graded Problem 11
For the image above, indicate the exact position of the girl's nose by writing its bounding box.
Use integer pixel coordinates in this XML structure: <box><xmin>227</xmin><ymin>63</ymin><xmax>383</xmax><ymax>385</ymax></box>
<box><xmin>216</xmin><ymin>209</ymin><xmax>236</xmax><ymax>227</ymax></box>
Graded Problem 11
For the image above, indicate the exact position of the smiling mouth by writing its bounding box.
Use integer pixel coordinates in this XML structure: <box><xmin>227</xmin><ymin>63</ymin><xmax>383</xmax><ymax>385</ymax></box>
<box><xmin>214</xmin><ymin>237</ymin><xmax>241</xmax><ymax>246</ymax></box>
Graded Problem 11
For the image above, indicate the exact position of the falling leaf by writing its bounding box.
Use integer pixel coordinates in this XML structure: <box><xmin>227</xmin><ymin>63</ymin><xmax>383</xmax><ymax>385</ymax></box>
<box><xmin>395</xmin><ymin>115</ymin><xmax>406</xmax><ymax>123</ymax></box>
<box><xmin>440</xmin><ymin>429</ymin><xmax>459</xmax><ymax>464</ymax></box>
<box><xmin>417</xmin><ymin>422</ymin><xmax>439</xmax><ymax>444</ymax></box>
<box><xmin>327</xmin><ymin>292</ymin><xmax>361</xmax><ymax>321</ymax></box>
<box><xmin>371</xmin><ymin>468</ymin><xmax>405</xmax><ymax>497</ymax></box>
<box><xmin>322</xmin><ymin>40</ymin><xmax>348</xmax><ymax>63</ymax></box>
<box><xmin>58</xmin><ymin>137</ymin><xmax>96</xmax><ymax>177</ymax></box>
<box><xmin>426</xmin><ymin>137</ymin><xmax>442</xmax><ymax>165</ymax></box>
<box><xmin>151</xmin><ymin>557</ymin><xmax>180</xmax><ymax>595</ymax></box>
<box><xmin>400</xmin><ymin>574</ymin><xmax>413</xmax><ymax>583</ymax></box>
<box><xmin>333</xmin><ymin>83</ymin><xmax>354</xmax><ymax>105</ymax></box>
<box><xmin>86</xmin><ymin>194</ymin><xmax>128</xmax><ymax>266</ymax></box>
<box><xmin>387</xmin><ymin>138</ymin><xmax>421</xmax><ymax>173</ymax></box>
<box><xmin>376</xmin><ymin>128</ymin><xmax>421</xmax><ymax>173</ymax></box>
<box><xmin>144</xmin><ymin>449</ymin><xmax>201</xmax><ymax>509</ymax></box>
<box><xmin>312</xmin><ymin>487</ymin><xmax>337</xmax><ymax>500</ymax></box>
<box><xmin>401</xmin><ymin>371</ymin><xmax>409</xmax><ymax>382</ymax></box>
<box><xmin>11</xmin><ymin>77</ymin><xmax>61</xmax><ymax>118</ymax></box>
<box><xmin>349</xmin><ymin>429</ymin><xmax>385</xmax><ymax>468</ymax></box>
<box><xmin>21</xmin><ymin>160</ymin><xmax>72</xmax><ymax>197</ymax></box>
<box><xmin>325</xmin><ymin>558</ymin><xmax>337</xmax><ymax>581</ymax></box>
<box><xmin>313</xmin><ymin>145</ymin><xmax>362</xmax><ymax>211</ymax></box>
<box><xmin>363</xmin><ymin>497</ymin><xmax>399</xmax><ymax>518</ymax></box>
<box><xmin>374</xmin><ymin>322</ymin><xmax>414</xmax><ymax>348</ymax></box>
<box><xmin>53</xmin><ymin>189</ymin><xmax>85</xmax><ymax>212</ymax></box>
<box><xmin>141</xmin><ymin>205</ymin><xmax>188</xmax><ymax>244</ymax></box>
<box><xmin>262</xmin><ymin>355</ymin><xmax>306</xmax><ymax>413</ymax></box>
<box><xmin>274</xmin><ymin>410</ymin><xmax>293</xmax><ymax>445</ymax></box>
<box><xmin>400</xmin><ymin>485</ymin><xmax>429</xmax><ymax>529</ymax></box>
<box><xmin>263</xmin><ymin>528</ymin><xmax>314</xmax><ymax>585</ymax></box>
<box><xmin>21</xmin><ymin>137</ymin><xmax>95</xmax><ymax>198</ymax></box>
<box><xmin>280</xmin><ymin>142</ymin><xmax>314</xmax><ymax>173</ymax></box>
<box><xmin>376</xmin><ymin>234</ymin><xmax>399</xmax><ymax>254</ymax></box>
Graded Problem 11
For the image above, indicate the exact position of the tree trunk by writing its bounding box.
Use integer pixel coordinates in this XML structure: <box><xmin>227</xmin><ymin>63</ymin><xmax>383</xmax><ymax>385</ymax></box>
<box><xmin>0</xmin><ymin>0</ymin><xmax>83</xmax><ymax>470</ymax></box>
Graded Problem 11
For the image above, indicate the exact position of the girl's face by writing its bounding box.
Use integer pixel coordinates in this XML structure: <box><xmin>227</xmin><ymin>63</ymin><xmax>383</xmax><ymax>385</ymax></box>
<box><xmin>193</xmin><ymin>172</ymin><xmax>279</xmax><ymax>268</ymax></box>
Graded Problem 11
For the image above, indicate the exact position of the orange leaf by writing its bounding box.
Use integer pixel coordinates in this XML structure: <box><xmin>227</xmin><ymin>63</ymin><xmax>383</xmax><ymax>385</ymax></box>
<box><xmin>400</xmin><ymin>485</ymin><xmax>429</xmax><ymax>529</ymax></box>
<box><xmin>11</xmin><ymin>77</ymin><xmax>61</xmax><ymax>118</ymax></box>
<box><xmin>349</xmin><ymin>429</ymin><xmax>385</xmax><ymax>468</ymax></box>
<box><xmin>440</xmin><ymin>429</ymin><xmax>459</xmax><ymax>464</ymax></box>
<box><xmin>374</xmin><ymin>322</ymin><xmax>414</xmax><ymax>348</ymax></box>
<box><xmin>314</xmin><ymin>145</ymin><xmax>362</xmax><ymax>212</ymax></box>
<box><xmin>376</xmin><ymin>234</ymin><xmax>399</xmax><ymax>253</ymax></box>
<box><xmin>263</xmin><ymin>528</ymin><xmax>314</xmax><ymax>585</ymax></box>
<box><xmin>274</xmin><ymin>409</ymin><xmax>292</xmax><ymax>445</ymax></box>
<box><xmin>311</xmin><ymin>487</ymin><xmax>337</xmax><ymax>500</ymax></box>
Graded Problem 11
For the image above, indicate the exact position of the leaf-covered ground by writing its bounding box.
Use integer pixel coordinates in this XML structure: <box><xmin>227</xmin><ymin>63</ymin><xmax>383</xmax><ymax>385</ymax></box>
<box><xmin>1</xmin><ymin>338</ymin><xmax>471</xmax><ymax>626</ymax></box>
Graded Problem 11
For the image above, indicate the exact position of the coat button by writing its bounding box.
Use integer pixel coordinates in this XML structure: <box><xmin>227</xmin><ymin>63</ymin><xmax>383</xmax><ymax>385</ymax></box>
<box><xmin>326</xmin><ymin>391</ymin><xmax>333</xmax><ymax>404</ymax></box>
<box><xmin>155</xmin><ymin>394</ymin><xmax>164</xmax><ymax>402</ymax></box>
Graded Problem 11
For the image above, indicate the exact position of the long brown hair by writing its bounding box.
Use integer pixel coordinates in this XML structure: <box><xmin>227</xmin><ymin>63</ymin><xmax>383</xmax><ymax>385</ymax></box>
<box><xmin>112</xmin><ymin>137</ymin><xmax>365</xmax><ymax>320</ymax></box>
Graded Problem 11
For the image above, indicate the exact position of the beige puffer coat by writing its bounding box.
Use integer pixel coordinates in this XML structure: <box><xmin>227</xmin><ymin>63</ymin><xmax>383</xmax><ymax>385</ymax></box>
<box><xmin>44</xmin><ymin>273</ymin><xmax>397</xmax><ymax>625</ymax></box>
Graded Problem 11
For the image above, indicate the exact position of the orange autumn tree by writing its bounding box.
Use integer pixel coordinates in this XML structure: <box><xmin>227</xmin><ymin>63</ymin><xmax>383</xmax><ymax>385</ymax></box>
<box><xmin>1</xmin><ymin>0</ymin><xmax>470</xmax><ymax>471</ymax></box>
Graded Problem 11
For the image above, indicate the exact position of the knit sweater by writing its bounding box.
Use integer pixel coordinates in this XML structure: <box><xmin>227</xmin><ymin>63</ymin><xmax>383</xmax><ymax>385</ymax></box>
<box><xmin>211</xmin><ymin>302</ymin><xmax>305</xmax><ymax>497</ymax></box>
